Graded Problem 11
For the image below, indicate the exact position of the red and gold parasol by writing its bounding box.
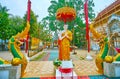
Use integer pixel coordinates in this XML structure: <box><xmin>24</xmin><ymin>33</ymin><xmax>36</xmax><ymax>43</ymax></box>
<box><xmin>56</xmin><ymin>7</ymin><xmax>76</xmax><ymax>23</ymax></box>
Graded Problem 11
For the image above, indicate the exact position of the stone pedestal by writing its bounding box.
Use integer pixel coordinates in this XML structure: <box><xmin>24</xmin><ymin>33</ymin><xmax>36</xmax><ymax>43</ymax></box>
<box><xmin>56</xmin><ymin>69</ymin><xmax>77</xmax><ymax>79</ymax></box>
<box><xmin>56</xmin><ymin>61</ymin><xmax>77</xmax><ymax>79</ymax></box>
<box><xmin>0</xmin><ymin>64</ymin><xmax>21</xmax><ymax>79</ymax></box>
<box><xmin>104</xmin><ymin>62</ymin><xmax>120</xmax><ymax>77</ymax></box>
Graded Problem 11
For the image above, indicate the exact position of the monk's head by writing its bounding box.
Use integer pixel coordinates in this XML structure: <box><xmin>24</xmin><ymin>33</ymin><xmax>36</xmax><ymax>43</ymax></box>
<box><xmin>63</xmin><ymin>24</ymin><xmax>68</xmax><ymax>31</ymax></box>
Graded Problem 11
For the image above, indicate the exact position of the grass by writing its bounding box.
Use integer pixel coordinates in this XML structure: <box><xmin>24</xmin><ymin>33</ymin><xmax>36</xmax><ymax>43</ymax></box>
<box><xmin>31</xmin><ymin>52</ymin><xmax>46</xmax><ymax>61</ymax></box>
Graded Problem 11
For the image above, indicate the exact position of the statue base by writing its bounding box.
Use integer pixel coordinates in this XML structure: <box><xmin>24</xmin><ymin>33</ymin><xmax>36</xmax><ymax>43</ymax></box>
<box><xmin>0</xmin><ymin>64</ymin><xmax>21</xmax><ymax>79</ymax></box>
<box><xmin>56</xmin><ymin>61</ymin><xmax>77</xmax><ymax>79</ymax></box>
<box><xmin>104</xmin><ymin>62</ymin><xmax>120</xmax><ymax>77</ymax></box>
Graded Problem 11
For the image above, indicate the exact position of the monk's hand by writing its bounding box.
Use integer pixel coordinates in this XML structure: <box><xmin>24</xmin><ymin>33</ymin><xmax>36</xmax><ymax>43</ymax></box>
<box><xmin>65</xmin><ymin>33</ymin><xmax>67</xmax><ymax>37</ymax></box>
<box><xmin>65</xmin><ymin>33</ymin><xmax>69</xmax><ymax>38</ymax></box>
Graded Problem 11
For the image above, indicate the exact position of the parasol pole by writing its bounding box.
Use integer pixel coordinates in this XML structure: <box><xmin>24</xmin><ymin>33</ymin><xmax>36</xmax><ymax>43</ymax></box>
<box><xmin>25</xmin><ymin>0</ymin><xmax>31</xmax><ymax>61</ymax></box>
<box><xmin>84</xmin><ymin>0</ymin><xmax>93</xmax><ymax>60</ymax></box>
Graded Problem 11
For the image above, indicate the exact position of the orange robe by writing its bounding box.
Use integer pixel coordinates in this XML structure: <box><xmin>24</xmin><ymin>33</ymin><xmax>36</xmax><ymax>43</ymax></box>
<box><xmin>58</xmin><ymin>30</ymin><xmax>72</xmax><ymax>60</ymax></box>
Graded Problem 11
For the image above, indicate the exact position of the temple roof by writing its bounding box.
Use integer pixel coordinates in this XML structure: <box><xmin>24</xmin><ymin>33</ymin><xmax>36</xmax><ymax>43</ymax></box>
<box><xmin>94</xmin><ymin>0</ymin><xmax>120</xmax><ymax>27</ymax></box>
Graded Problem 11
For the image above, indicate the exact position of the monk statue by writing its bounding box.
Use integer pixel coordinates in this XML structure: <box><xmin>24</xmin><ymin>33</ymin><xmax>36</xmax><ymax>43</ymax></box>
<box><xmin>58</xmin><ymin>24</ymin><xmax>72</xmax><ymax>60</ymax></box>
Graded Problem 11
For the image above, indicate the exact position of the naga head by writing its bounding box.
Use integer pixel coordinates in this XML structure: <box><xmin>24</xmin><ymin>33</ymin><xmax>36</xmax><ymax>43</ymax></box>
<box><xmin>90</xmin><ymin>23</ymin><xmax>108</xmax><ymax>50</ymax></box>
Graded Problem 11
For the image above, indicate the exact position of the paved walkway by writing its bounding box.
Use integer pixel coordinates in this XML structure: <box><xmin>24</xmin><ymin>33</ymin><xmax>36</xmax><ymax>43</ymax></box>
<box><xmin>23</xmin><ymin>49</ymin><xmax>102</xmax><ymax>78</ymax></box>
<box><xmin>0</xmin><ymin>51</ymin><xmax>13</xmax><ymax>60</ymax></box>
<box><xmin>0</xmin><ymin>49</ymin><xmax>101</xmax><ymax>78</ymax></box>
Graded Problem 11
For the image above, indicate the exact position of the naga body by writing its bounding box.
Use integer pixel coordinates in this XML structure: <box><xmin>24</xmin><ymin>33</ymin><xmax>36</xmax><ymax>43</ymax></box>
<box><xmin>0</xmin><ymin>22</ymin><xmax>30</xmax><ymax>77</ymax></box>
<box><xmin>0</xmin><ymin>57</ymin><xmax>10</xmax><ymax>64</ymax></box>
<box><xmin>90</xmin><ymin>23</ymin><xmax>120</xmax><ymax>73</ymax></box>
<box><xmin>9</xmin><ymin>21</ymin><xmax>30</xmax><ymax>77</ymax></box>
<box><xmin>8</xmin><ymin>36</ymin><xmax>28</xmax><ymax>77</ymax></box>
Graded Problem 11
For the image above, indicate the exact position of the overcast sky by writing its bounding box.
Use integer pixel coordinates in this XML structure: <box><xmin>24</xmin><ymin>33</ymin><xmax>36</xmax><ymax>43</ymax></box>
<box><xmin>0</xmin><ymin>0</ymin><xmax>115</xmax><ymax>21</ymax></box>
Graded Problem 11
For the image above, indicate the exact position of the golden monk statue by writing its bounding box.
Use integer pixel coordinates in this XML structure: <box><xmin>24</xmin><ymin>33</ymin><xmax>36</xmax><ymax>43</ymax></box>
<box><xmin>58</xmin><ymin>24</ymin><xmax>72</xmax><ymax>60</ymax></box>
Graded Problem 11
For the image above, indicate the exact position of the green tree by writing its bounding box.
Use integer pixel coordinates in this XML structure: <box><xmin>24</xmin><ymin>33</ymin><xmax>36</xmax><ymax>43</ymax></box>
<box><xmin>0</xmin><ymin>15</ymin><xmax>24</xmax><ymax>43</ymax></box>
<box><xmin>38</xmin><ymin>23</ymin><xmax>52</xmax><ymax>42</ymax></box>
<box><xmin>0</xmin><ymin>4</ymin><xmax>9</xmax><ymax>27</ymax></box>
<box><xmin>41</xmin><ymin>0</ymin><xmax>82</xmax><ymax>47</ymax></box>
<box><xmin>0</xmin><ymin>4</ymin><xmax>9</xmax><ymax>40</ymax></box>
<box><xmin>41</xmin><ymin>0</ymin><xmax>84</xmax><ymax>30</ymax></box>
<box><xmin>0</xmin><ymin>4</ymin><xmax>24</xmax><ymax>50</ymax></box>
<box><xmin>41</xmin><ymin>0</ymin><xmax>95</xmax><ymax>48</ymax></box>
<box><xmin>84</xmin><ymin>0</ymin><xmax>95</xmax><ymax>21</ymax></box>
<box><xmin>8</xmin><ymin>16</ymin><xmax>24</xmax><ymax>36</ymax></box>
<box><xmin>0</xmin><ymin>4</ymin><xmax>9</xmax><ymax>50</ymax></box>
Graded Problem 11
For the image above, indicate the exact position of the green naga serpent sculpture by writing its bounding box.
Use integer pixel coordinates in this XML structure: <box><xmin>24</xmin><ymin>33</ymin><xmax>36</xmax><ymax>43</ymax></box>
<box><xmin>90</xmin><ymin>23</ymin><xmax>120</xmax><ymax>73</ymax></box>
<box><xmin>0</xmin><ymin>21</ymin><xmax>30</xmax><ymax>77</ymax></box>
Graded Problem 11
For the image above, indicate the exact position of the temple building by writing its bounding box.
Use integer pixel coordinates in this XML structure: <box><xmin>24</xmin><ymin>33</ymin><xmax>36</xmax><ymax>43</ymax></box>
<box><xmin>94</xmin><ymin>0</ymin><xmax>120</xmax><ymax>27</ymax></box>
<box><xmin>91</xmin><ymin>0</ymin><xmax>120</xmax><ymax>53</ymax></box>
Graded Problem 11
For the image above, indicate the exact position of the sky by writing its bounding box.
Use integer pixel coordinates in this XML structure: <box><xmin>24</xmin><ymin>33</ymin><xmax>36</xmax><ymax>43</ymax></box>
<box><xmin>0</xmin><ymin>0</ymin><xmax>115</xmax><ymax>21</ymax></box>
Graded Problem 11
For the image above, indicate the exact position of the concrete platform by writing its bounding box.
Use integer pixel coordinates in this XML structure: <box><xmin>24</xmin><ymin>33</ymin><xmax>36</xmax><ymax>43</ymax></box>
<box><xmin>104</xmin><ymin>62</ymin><xmax>120</xmax><ymax>77</ymax></box>
<box><xmin>0</xmin><ymin>64</ymin><xmax>21</xmax><ymax>79</ymax></box>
